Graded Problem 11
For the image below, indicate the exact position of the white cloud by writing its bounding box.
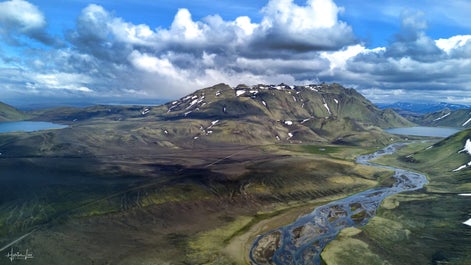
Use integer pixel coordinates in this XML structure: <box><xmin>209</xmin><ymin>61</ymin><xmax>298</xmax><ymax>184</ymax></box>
<box><xmin>235</xmin><ymin>57</ymin><xmax>327</xmax><ymax>75</ymax></box>
<box><xmin>128</xmin><ymin>50</ymin><xmax>183</xmax><ymax>80</ymax></box>
<box><xmin>72</xmin><ymin>0</ymin><xmax>354</xmax><ymax>55</ymax></box>
<box><xmin>110</xmin><ymin>21</ymin><xmax>155</xmax><ymax>46</ymax></box>
<box><xmin>202</xmin><ymin>52</ymin><xmax>217</xmax><ymax>66</ymax></box>
<box><xmin>0</xmin><ymin>0</ymin><xmax>45</xmax><ymax>32</ymax></box>
<box><xmin>54</xmin><ymin>0</ymin><xmax>358</xmax><ymax>100</ymax></box>
<box><xmin>262</xmin><ymin>0</ymin><xmax>342</xmax><ymax>30</ymax></box>
<box><xmin>234</xmin><ymin>16</ymin><xmax>257</xmax><ymax>36</ymax></box>
<box><xmin>255</xmin><ymin>0</ymin><xmax>355</xmax><ymax>51</ymax></box>
<box><xmin>435</xmin><ymin>35</ymin><xmax>471</xmax><ymax>54</ymax></box>
<box><xmin>3</xmin><ymin>0</ymin><xmax>471</xmax><ymax>104</ymax></box>
<box><xmin>0</xmin><ymin>0</ymin><xmax>58</xmax><ymax>45</ymax></box>
<box><xmin>30</xmin><ymin>72</ymin><xmax>94</xmax><ymax>92</ymax></box>
<box><xmin>170</xmin><ymin>9</ymin><xmax>204</xmax><ymax>40</ymax></box>
<box><xmin>321</xmin><ymin>44</ymin><xmax>369</xmax><ymax>72</ymax></box>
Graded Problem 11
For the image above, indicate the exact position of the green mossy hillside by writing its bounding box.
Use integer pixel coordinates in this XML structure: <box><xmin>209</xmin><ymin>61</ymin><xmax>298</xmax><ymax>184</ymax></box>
<box><xmin>0</xmin><ymin>101</ymin><xmax>27</xmax><ymax>121</ymax></box>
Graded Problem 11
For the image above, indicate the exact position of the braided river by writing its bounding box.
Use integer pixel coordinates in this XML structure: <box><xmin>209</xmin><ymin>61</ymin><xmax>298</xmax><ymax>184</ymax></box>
<box><xmin>249</xmin><ymin>143</ymin><xmax>428</xmax><ymax>265</ymax></box>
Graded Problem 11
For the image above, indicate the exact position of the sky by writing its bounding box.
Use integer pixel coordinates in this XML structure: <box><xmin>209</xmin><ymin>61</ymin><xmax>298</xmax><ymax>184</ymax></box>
<box><xmin>1</xmin><ymin>0</ymin><xmax>471</xmax><ymax>106</ymax></box>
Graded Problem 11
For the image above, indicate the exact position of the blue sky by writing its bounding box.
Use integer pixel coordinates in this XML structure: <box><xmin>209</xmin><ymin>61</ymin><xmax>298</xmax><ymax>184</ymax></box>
<box><xmin>1</xmin><ymin>0</ymin><xmax>471</xmax><ymax>106</ymax></box>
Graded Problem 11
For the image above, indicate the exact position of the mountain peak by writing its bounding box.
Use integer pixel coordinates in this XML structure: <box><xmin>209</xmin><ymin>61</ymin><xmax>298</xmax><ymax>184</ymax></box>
<box><xmin>161</xmin><ymin>83</ymin><xmax>411</xmax><ymax>146</ymax></box>
<box><xmin>20</xmin><ymin>83</ymin><xmax>411</xmax><ymax>147</ymax></box>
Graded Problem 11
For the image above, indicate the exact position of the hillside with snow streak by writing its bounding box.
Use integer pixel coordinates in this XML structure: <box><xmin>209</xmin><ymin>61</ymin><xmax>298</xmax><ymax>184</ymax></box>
<box><xmin>160</xmin><ymin>83</ymin><xmax>412</xmax><ymax>146</ymax></box>
<box><xmin>453</xmin><ymin>139</ymin><xmax>471</xmax><ymax>171</ymax></box>
<box><xmin>412</xmin><ymin>108</ymin><xmax>471</xmax><ymax>128</ymax></box>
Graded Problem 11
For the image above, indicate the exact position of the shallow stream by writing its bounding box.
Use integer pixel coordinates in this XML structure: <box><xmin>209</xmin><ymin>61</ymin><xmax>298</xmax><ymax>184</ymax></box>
<box><xmin>249</xmin><ymin>143</ymin><xmax>428</xmax><ymax>265</ymax></box>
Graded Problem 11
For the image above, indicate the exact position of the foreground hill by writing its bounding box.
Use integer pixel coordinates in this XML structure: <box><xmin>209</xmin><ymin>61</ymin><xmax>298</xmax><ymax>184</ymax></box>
<box><xmin>397</xmin><ymin>127</ymin><xmax>471</xmax><ymax>174</ymax></box>
<box><xmin>0</xmin><ymin>101</ymin><xmax>27</xmax><ymax>121</ymax></box>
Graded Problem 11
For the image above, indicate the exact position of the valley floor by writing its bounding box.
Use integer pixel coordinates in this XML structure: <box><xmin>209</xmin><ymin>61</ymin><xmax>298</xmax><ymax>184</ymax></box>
<box><xmin>322</xmin><ymin>142</ymin><xmax>471</xmax><ymax>265</ymax></box>
<box><xmin>0</xmin><ymin>142</ymin><xmax>389</xmax><ymax>265</ymax></box>
<box><xmin>2</xmin><ymin>137</ymin><xmax>470</xmax><ymax>265</ymax></box>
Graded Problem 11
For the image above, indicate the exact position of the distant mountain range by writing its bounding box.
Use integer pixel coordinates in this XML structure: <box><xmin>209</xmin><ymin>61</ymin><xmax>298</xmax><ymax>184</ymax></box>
<box><xmin>377</xmin><ymin>101</ymin><xmax>471</xmax><ymax>128</ymax></box>
<box><xmin>377</xmin><ymin>102</ymin><xmax>469</xmax><ymax>114</ymax></box>
<box><xmin>409</xmin><ymin>108</ymin><xmax>471</xmax><ymax>128</ymax></box>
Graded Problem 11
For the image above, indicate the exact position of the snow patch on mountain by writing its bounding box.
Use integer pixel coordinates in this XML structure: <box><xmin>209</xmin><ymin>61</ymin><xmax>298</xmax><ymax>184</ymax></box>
<box><xmin>459</xmin><ymin>139</ymin><xmax>471</xmax><ymax>155</ymax></box>
<box><xmin>433</xmin><ymin>112</ymin><xmax>450</xmax><ymax>121</ymax></box>
<box><xmin>141</xmin><ymin>108</ymin><xmax>150</xmax><ymax>115</ymax></box>
<box><xmin>453</xmin><ymin>139</ymin><xmax>471</xmax><ymax>171</ymax></box>
<box><xmin>462</xmin><ymin>117</ymin><xmax>471</xmax><ymax>127</ymax></box>
<box><xmin>301</xmin><ymin>118</ymin><xmax>311</xmax><ymax>124</ymax></box>
<box><xmin>236</xmin><ymin>90</ymin><xmax>246</xmax><ymax>96</ymax></box>
<box><xmin>322</xmin><ymin>97</ymin><xmax>331</xmax><ymax>115</ymax></box>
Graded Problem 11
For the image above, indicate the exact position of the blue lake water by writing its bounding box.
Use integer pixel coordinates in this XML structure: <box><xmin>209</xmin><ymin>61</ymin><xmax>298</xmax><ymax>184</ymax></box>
<box><xmin>0</xmin><ymin>121</ymin><xmax>67</xmax><ymax>133</ymax></box>
<box><xmin>385</xmin><ymin>126</ymin><xmax>460</xmax><ymax>137</ymax></box>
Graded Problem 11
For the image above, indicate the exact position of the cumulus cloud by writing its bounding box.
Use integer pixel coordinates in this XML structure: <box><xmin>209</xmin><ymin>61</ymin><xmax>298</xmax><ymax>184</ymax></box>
<box><xmin>2</xmin><ymin>0</ymin><xmax>471</xmax><ymax>104</ymax></box>
<box><xmin>0</xmin><ymin>0</ymin><xmax>56</xmax><ymax>45</ymax></box>
<box><xmin>254</xmin><ymin>0</ymin><xmax>355</xmax><ymax>52</ymax></box>
<box><xmin>326</xmin><ymin>10</ymin><xmax>471</xmax><ymax>103</ymax></box>
<box><xmin>54</xmin><ymin>0</ymin><xmax>354</xmax><ymax>99</ymax></box>
<box><xmin>256</xmin><ymin>8</ymin><xmax>468</xmax><ymax>105</ymax></box>
<box><xmin>435</xmin><ymin>35</ymin><xmax>471</xmax><ymax>55</ymax></box>
<box><xmin>380</xmin><ymin>10</ymin><xmax>443</xmax><ymax>62</ymax></box>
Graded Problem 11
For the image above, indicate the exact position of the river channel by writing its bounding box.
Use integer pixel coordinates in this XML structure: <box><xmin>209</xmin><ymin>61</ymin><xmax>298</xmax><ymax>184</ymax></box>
<box><xmin>249</xmin><ymin>143</ymin><xmax>428</xmax><ymax>265</ymax></box>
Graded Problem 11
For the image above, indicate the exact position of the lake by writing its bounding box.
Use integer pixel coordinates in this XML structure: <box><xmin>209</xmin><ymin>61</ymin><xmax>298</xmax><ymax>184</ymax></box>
<box><xmin>0</xmin><ymin>121</ymin><xmax>67</xmax><ymax>133</ymax></box>
<box><xmin>385</xmin><ymin>126</ymin><xmax>460</xmax><ymax>137</ymax></box>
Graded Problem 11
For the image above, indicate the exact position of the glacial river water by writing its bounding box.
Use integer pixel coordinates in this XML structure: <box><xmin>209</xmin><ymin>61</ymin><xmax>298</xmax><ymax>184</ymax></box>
<box><xmin>249</xmin><ymin>143</ymin><xmax>428</xmax><ymax>265</ymax></box>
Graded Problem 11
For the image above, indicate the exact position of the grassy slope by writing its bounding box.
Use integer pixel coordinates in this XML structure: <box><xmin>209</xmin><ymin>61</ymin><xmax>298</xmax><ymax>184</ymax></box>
<box><xmin>0</xmin><ymin>83</ymin><xmax>414</xmax><ymax>264</ymax></box>
<box><xmin>322</xmin><ymin>130</ymin><xmax>471</xmax><ymax>265</ymax></box>
<box><xmin>0</xmin><ymin>136</ymin><xmax>394</xmax><ymax>264</ymax></box>
<box><xmin>413</xmin><ymin>108</ymin><xmax>471</xmax><ymax>128</ymax></box>
<box><xmin>0</xmin><ymin>102</ymin><xmax>27</xmax><ymax>121</ymax></box>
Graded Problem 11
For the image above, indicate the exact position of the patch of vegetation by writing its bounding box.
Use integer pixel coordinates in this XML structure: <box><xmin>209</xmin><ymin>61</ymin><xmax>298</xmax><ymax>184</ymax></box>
<box><xmin>0</xmin><ymin>101</ymin><xmax>28</xmax><ymax>121</ymax></box>
<box><xmin>187</xmin><ymin>216</ymin><xmax>254</xmax><ymax>264</ymax></box>
<box><xmin>322</xmin><ymin>135</ymin><xmax>471</xmax><ymax>265</ymax></box>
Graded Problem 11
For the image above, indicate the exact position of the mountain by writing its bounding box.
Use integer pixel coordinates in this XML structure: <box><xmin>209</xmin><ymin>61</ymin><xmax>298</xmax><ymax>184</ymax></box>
<box><xmin>0</xmin><ymin>101</ymin><xmax>27</xmax><ymax>121</ymax></box>
<box><xmin>410</xmin><ymin>108</ymin><xmax>471</xmax><ymax>128</ymax></box>
<box><xmin>27</xmin><ymin>83</ymin><xmax>412</xmax><ymax>149</ymax></box>
<box><xmin>162</xmin><ymin>83</ymin><xmax>413</xmax><ymax>146</ymax></box>
<box><xmin>377</xmin><ymin>101</ymin><xmax>469</xmax><ymax>115</ymax></box>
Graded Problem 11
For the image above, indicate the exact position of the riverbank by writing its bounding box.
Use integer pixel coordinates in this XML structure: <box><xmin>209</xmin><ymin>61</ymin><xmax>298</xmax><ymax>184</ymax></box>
<box><xmin>249</xmin><ymin>143</ymin><xmax>427</xmax><ymax>264</ymax></box>
<box><xmin>322</xmin><ymin>141</ymin><xmax>471</xmax><ymax>264</ymax></box>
